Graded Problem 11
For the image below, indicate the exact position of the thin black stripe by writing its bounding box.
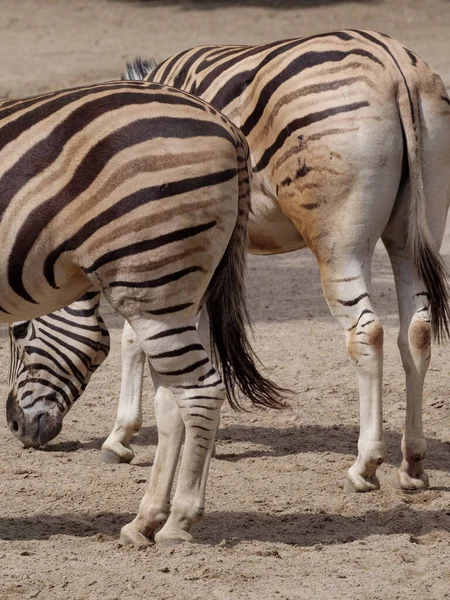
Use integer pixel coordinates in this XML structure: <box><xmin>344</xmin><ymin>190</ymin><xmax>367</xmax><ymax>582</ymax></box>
<box><xmin>147</xmin><ymin>302</ymin><xmax>194</xmax><ymax>316</ymax></box>
<box><xmin>160</xmin><ymin>357</ymin><xmax>209</xmax><ymax>376</ymax></box>
<box><xmin>337</xmin><ymin>292</ymin><xmax>370</xmax><ymax>307</ymax></box>
<box><xmin>84</xmin><ymin>220</ymin><xmax>216</xmax><ymax>274</ymax></box>
<box><xmin>36</xmin><ymin>318</ymin><xmax>100</xmax><ymax>350</ymax></box>
<box><xmin>109</xmin><ymin>266</ymin><xmax>203</xmax><ymax>289</ymax></box>
<box><xmin>150</xmin><ymin>343</ymin><xmax>203</xmax><ymax>360</ymax></box>
<box><xmin>198</xmin><ymin>367</ymin><xmax>216</xmax><ymax>381</ymax></box>
<box><xmin>254</xmin><ymin>101</ymin><xmax>369</xmax><ymax>172</ymax></box>
<box><xmin>350</xmin><ymin>30</ymin><xmax>415</xmax><ymax>125</ymax></box>
<box><xmin>20</xmin><ymin>378</ymin><xmax>70</xmax><ymax>410</ymax></box>
<box><xmin>44</xmin><ymin>313</ymin><xmax>102</xmax><ymax>332</ymax></box>
<box><xmin>147</xmin><ymin>325</ymin><xmax>196</xmax><ymax>341</ymax></box>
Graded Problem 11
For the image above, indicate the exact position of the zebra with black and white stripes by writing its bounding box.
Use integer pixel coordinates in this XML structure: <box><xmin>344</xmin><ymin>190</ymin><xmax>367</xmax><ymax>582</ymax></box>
<box><xmin>116</xmin><ymin>30</ymin><xmax>450</xmax><ymax>493</ymax></box>
<box><xmin>2</xmin><ymin>79</ymin><xmax>286</xmax><ymax>545</ymax></box>
<box><xmin>7</xmin><ymin>30</ymin><xmax>450</xmax><ymax>494</ymax></box>
<box><xmin>8</xmin><ymin>292</ymin><xmax>109</xmax><ymax>444</ymax></box>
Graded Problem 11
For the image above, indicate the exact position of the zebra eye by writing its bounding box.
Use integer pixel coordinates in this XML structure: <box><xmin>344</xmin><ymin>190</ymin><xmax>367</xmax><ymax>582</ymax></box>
<box><xmin>13</xmin><ymin>322</ymin><xmax>30</xmax><ymax>339</ymax></box>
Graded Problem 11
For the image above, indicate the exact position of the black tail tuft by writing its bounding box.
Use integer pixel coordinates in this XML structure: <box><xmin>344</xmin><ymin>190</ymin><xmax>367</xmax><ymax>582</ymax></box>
<box><xmin>412</xmin><ymin>235</ymin><xmax>450</xmax><ymax>343</ymax></box>
<box><xmin>206</xmin><ymin>141</ymin><xmax>290</xmax><ymax>411</ymax></box>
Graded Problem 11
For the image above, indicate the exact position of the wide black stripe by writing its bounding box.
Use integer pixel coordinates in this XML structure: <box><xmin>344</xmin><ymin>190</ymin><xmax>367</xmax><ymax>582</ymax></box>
<box><xmin>160</xmin><ymin>357</ymin><xmax>209</xmax><ymax>376</ymax></box>
<box><xmin>147</xmin><ymin>302</ymin><xmax>194</xmax><ymax>316</ymax></box>
<box><xmin>442</xmin><ymin>96</ymin><xmax>450</xmax><ymax>107</ymax></box>
<box><xmin>45</xmin><ymin>312</ymin><xmax>102</xmax><ymax>332</ymax></box>
<box><xmin>37</xmin><ymin>335</ymin><xmax>88</xmax><ymax>382</ymax></box>
<box><xmin>36</xmin><ymin>318</ymin><xmax>100</xmax><ymax>350</ymax></box>
<box><xmin>241</xmin><ymin>49</ymin><xmax>382</xmax><ymax>137</ymax></box>
<box><xmin>147</xmin><ymin>325</ymin><xmax>196</xmax><ymax>341</ymax></box>
<box><xmin>84</xmin><ymin>220</ymin><xmax>216</xmax><ymax>274</ymax></box>
<box><xmin>151</xmin><ymin>343</ymin><xmax>203</xmax><ymax>360</ymax></box>
<box><xmin>24</xmin><ymin>345</ymin><xmax>71</xmax><ymax>376</ymax></box>
<box><xmin>109</xmin><ymin>266</ymin><xmax>203</xmax><ymax>289</ymax></box>
<box><xmin>254</xmin><ymin>101</ymin><xmax>369</xmax><ymax>172</ymax></box>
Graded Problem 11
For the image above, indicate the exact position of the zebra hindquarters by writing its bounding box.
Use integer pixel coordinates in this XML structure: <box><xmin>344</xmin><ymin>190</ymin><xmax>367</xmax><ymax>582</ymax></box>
<box><xmin>96</xmin><ymin>140</ymin><xmax>240</xmax><ymax>545</ymax></box>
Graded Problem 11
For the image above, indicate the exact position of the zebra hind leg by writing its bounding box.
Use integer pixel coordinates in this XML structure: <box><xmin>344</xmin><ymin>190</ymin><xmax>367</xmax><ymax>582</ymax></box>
<box><xmin>387</xmin><ymin>249</ymin><xmax>430</xmax><ymax>490</ymax></box>
<box><xmin>320</xmin><ymin>261</ymin><xmax>386</xmax><ymax>492</ymax></box>
<box><xmin>120</xmin><ymin>316</ymin><xmax>223</xmax><ymax>545</ymax></box>
<box><xmin>101</xmin><ymin>320</ymin><xmax>146</xmax><ymax>464</ymax></box>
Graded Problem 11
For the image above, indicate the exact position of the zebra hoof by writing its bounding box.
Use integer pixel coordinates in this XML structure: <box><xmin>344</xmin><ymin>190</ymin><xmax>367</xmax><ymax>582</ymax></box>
<box><xmin>120</xmin><ymin>523</ymin><xmax>153</xmax><ymax>547</ymax></box>
<box><xmin>344</xmin><ymin>471</ymin><xmax>380</xmax><ymax>493</ymax></box>
<box><xmin>154</xmin><ymin>528</ymin><xmax>193</xmax><ymax>546</ymax></box>
<box><xmin>100</xmin><ymin>449</ymin><xmax>124</xmax><ymax>464</ymax></box>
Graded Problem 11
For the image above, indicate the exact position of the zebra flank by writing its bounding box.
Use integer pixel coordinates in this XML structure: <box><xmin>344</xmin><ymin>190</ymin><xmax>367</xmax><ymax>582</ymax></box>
<box><xmin>124</xmin><ymin>29</ymin><xmax>450</xmax><ymax>344</ymax></box>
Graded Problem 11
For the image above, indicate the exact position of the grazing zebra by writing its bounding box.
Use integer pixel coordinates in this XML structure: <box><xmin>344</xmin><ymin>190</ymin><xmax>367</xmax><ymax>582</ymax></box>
<box><xmin>3</xmin><ymin>79</ymin><xmax>286</xmax><ymax>545</ymax></box>
<box><xmin>8</xmin><ymin>30</ymin><xmax>450</xmax><ymax>493</ymax></box>
<box><xmin>8</xmin><ymin>292</ymin><xmax>110</xmax><ymax>445</ymax></box>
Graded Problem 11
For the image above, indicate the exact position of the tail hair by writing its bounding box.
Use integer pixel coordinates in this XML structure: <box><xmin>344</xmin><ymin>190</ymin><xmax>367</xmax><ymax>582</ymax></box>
<box><xmin>401</xmin><ymin>87</ymin><xmax>450</xmax><ymax>342</ymax></box>
<box><xmin>121</xmin><ymin>57</ymin><xmax>158</xmax><ymax>81</ymax></box>
<box><xmin>206</xmin><ymin>139</ymin><xmax>289</xmax><ymax>410</ymax></box>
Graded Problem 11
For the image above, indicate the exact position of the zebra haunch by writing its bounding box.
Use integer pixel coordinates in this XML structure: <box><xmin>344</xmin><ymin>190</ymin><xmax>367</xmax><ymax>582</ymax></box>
<box><xmin>3</xmin><ymin>80</ymin><xmax>286</xmax><ymax>546</ymax></box>
<box><xmin>8</xmin><ymin>30</ymin><xmax>450</xmax><ymax>493</ymax></box>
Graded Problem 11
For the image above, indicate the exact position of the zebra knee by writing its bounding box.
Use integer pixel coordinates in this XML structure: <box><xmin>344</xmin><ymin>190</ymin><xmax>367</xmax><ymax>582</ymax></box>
<box><xmin>347</xmin><ymin>318</ymin><xmax>383</xmax><ymax>366</ymax></box>
<box><xmin>408</xmin><ymin>315</ymin><xmax>432</xmax><ymax>352</ymax></box>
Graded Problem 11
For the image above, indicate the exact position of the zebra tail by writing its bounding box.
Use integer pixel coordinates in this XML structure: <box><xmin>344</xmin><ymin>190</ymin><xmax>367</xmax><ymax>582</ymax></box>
<box><xmin>121</xmin><ymin>58</ymin><xmax>157</xmax><ymax>81</ymax></box>
<box><xmin>398</xmin><ymin>84</ymin><xmax>450</xmax><ymax>342</ymax></box>
<box><xmin>206</xmin><ymin>139</ymin><xmax>289</xmax><ymax>410</ymax></box>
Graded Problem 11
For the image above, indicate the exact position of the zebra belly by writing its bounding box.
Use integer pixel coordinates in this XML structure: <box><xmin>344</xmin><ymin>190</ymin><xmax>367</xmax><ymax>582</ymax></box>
<box><xmin>247</xmin><ymin>175</ymin><xmax>306</xmax><ymax>255</ymax></box>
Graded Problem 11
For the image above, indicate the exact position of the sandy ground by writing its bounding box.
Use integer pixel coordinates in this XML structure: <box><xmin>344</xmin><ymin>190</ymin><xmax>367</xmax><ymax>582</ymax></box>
<box><xmin>1</xmin><ymin>1</ymin><xmax>450</xmax><ymax>599</ymax></box>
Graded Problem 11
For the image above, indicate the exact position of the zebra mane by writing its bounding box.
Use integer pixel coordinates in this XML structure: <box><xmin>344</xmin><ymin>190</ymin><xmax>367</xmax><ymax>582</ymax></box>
<box><xmin>121</xmin><ymin>58</ymin><xmax>158</xmax><ymax>81</ymax></box>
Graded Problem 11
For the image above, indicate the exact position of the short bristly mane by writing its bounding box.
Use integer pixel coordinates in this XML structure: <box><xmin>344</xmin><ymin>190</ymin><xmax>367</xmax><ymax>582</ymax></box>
<box><xmin>121</xmin><ymin>58</ymin><xmax>158</xmax><ymax>81</ymax></box>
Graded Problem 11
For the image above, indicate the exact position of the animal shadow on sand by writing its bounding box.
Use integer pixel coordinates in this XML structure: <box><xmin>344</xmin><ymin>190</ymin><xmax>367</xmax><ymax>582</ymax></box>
<box><xmin>1</xmin><ymin>504</ymin><xmax>449</xmax><ymax>546</ymax></box>
<box><xmin>42</xmin><ymin>422</ymin><xmax>450</xmax><ymax>474</ymax></box>
<box><xmin>111</xmin><ymin>0</ymin><xmax>383</xmax><ymax>11</ymax></box>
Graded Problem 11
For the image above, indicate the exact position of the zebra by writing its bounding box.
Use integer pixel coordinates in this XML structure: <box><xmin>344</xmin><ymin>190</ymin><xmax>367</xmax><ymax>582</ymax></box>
<box><xmin>113</xmin><ymin>31</ymin><xmax>450</xmax><ymax>493</ymax></box>
<box><xmin>2</xmin><ymin>79</ymin><xmax>286</xmax><ymax>546</ymax></box>
<box><xmin>7</xmin><ymin>30</ymin><xmax>450</xmax><ymax>494</ymax></box>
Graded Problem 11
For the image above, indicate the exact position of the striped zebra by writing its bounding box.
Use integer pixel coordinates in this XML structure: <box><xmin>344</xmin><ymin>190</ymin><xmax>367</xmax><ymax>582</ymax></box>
<box><xmin>116</xmin><ymin>31</ymin><xmax>450</xmax><ymax>493</ymax></box>
<box><xmin>8</xmin><ymin>30</ymin><xmax>450</xmax><ymax>494</ymax></box>
<box><xmin>3</xmin><ymin>79</ymin><xmax>286</xmax><ymax>546</ymax></box>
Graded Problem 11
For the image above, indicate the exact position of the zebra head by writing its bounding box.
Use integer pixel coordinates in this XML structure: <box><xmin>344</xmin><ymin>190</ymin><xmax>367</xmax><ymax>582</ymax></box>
<box><xmin>6</xmin><ymin>292</ymin><xmax>110</xmax><ymax>448</ymax></box>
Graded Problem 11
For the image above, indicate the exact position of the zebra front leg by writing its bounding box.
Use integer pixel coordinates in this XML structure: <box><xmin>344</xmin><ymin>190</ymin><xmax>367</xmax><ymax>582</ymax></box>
<box><xmin>120</xmin><ymin>369</ymin><xmax>185</xmax><ymax>546</ymax></box>
<box><xmin>321</xmin><ymin>264</ymin><xmax>386</xmax><ymax>492</ymax></box>
<box><xmin>101</xmin><ymin>320</ymin><xmax>145</xmax><ymax>464</ymax></box>
<box><xmin>120</xmin><ymin>318</ymin><xmax>223</xmax><ymax>545</ymax></box>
